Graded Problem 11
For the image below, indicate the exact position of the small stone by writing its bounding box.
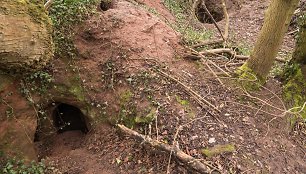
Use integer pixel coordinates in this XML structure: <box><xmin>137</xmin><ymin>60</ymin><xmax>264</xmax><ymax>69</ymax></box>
<box><xmin>162</xmin><ymin>130</ymin><xmax>168</xmax><ymax>135</ymax></box>
<box><xmin>208</xmin><ymin>137</ymin><xmax>216</xmax><ymax>144</ymax></box>
<box><xmin>191</xmin><ymin>135</ymin><xmax>198</xmax><ymax>140</ymax></box>
<box><xmin>242</xmin><ymin>117</ymin><xmax>249</xmax><ymax>122</ymax></box>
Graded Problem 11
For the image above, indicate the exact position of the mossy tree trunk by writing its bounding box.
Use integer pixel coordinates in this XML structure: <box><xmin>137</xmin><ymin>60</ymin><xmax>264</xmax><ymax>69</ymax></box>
<box><xmin>240</xmin><ymin>0</ymin><xmax>299</xmax><ymax>81</ymax></box>
<box><xmin>283</xmin><ymin>13</ymin><xmax>306</xmax><ymax>120</ymax></box>
<box><xmin>292</xmin><ymin>15</ymin><xmax>306</xmax><ymax>74</ymax></box>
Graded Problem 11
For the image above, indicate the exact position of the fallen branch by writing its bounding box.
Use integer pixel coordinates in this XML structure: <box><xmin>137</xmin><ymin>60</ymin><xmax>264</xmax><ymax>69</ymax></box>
<box><xmin>117</xmin><ymin>124</ymin><xmax>217</xmax><ymax>174</ymax></box>
<box><xmin>200</xmin><ymin>48</ymin><xmax>249</xmax><ymax>60</ymax></box>
<box><xmin>185</xmin><ymin>48</ymin><xmax>287</xmax><ymax>63</ymax></box>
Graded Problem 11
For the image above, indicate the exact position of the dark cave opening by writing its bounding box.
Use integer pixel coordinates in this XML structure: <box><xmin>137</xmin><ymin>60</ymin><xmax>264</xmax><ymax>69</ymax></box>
<box><xmin>99</xmin><ymin>0</ymin><xmax>113</xmax><ymax>11</ymax></box>
<box><xmin>53</xmin><ymin>103</ymin><xmax>89</xmax><ymax>134</ymax></box>
<box><xmin>195</xmin><ymin>1</ymin><xmax>224</xmax><ymax>24</ymax></box>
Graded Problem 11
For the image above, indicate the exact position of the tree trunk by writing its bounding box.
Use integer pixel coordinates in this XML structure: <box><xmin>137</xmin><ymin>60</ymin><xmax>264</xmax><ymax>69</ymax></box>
<box><xmin>292</xmin><ymin>14</ymin><xmax>306</xmax><ymax>74</ymax></box>
<box><xmin>283</xmin><ymin>13</ymin><xmax>306</xmax><ymax>120</ymax></box>
<box><xmin>242</xmin><ymin>0</ymin><xmax>299</xmax><ymax>80</ymax></box>
<box><xmin>0</xmin><ymin>0</ymin><xmax>54</xmax><ymax>72</ymax></box>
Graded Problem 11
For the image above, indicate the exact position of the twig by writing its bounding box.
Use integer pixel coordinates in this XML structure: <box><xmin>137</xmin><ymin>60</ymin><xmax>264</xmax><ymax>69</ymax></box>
<box><xmin>242</xmin><ymin>90</ymin><xmax>285</xmax><ymax>113</ymax></box>
<box><xmin>117</xmin><ymin>124</ymin><xmax>215</xmax><ymax>174</ymax></box>
<box><xmin>167</xmin><ymin>114</ymin><xmax>209</xmax><ymax>173</ymax></box>
<box><xmin>1</xmin><ymin>98</ymin><xmax>33</xmax><ymax>144</ymax></box>
<box><xmin>286</xmin><ymin>102</ymin><xmax>306</xmax><ymax>115</ymax></box>
<box><xmin>221</xmin><ymin>0</ymin><xmax>229</xmax><ymax>41</ymax></box>
<box><xmin>288</xmin><ymin>29</ymin><xmax>299</xmax><ymax>35</ymax></box>
<box><xmin>225</xmin><ymin>101</ymin><xmax>284</xmax><ymax>117</ymax></box>
<box><xmin>200</xmin><ymin>48</ymin><xmax>249</xmax><ymax>60</ymax></box>
<box><xmin>201</xmin><ymin>59</ymin><xmax>225</xmax><ymax>86</ymax></box>
<box><xmin>186</xmin><ymin>48</ymin><xmax>286</xmax><ymax>63</ymax></box>
<box><xmin>157</xmin><ymin>69</ymin><xmax>221</xmax><ymax>113</ymax></box>
<box><xmin>191</xmin><ymin>39</ymin><xmax>224</xmax><ymax>48</ymax></box>
<box><xmin>234</xmin><ymin>55</ymin><xmax>287</xmax><ymax>63</ymax></box>
<box><xmin>44</xmin><ymin>0</ymin><xmax>54</xmax><ymax>10</ymax></box>
<box><xmin>221</xmin><ymin>62</ymin><xmax>244</xmax><ymax>67</ymax></box>
<box><xmin>186</xmin><ymin>47</ymin><xmax>231</xmax><ymax>76</ymax></box>
<box><xmin>191</xmin><ymin>0</ymin><xmax>229</xmax><ymax>48</ymax></box>
<box><xmin>200</xmin><ymin>1</ymin><xmax>225</xmax><ymax>41</ymax></box>
<box><xmin>155</xmin><ymin>107</ymin><xmax>159</xmax><ymax>141</ymax></box>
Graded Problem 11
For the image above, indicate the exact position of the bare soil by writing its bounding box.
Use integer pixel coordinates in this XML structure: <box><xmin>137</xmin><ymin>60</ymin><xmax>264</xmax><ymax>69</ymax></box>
<box><xmin>35</xmin><ymin>0</ymin><xmax>306</xmax><ymax>173</ymax></box>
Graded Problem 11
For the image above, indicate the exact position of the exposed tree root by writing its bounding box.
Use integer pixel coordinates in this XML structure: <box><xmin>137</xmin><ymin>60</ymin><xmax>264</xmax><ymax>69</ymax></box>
<box><xmin>117</xmin><ymin>124</ymin><xmax>220</xmax><ymax>174</ymax></box>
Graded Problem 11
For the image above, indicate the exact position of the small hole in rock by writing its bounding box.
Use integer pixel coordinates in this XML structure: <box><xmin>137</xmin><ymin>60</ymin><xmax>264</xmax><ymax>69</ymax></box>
<box><xmin>195</xmin><ymin>1</ymin><xmax>224</xmax><ymax>24</ymax></box>
<box><xmin>99</xmin><ymin>0</ymin><xmax>113</xmax><ymax>11</ymax></box>
<box><xmin>53</xmin><ymin>103</ymin><xmax>88</xmax><ymax>134</ymax></box>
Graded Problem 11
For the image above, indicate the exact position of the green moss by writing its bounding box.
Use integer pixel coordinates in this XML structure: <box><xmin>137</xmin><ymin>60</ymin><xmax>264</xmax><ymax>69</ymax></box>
<box><xmin>135</xmin><ymin>107</ymin><xmax>156</xmax><ymax>124</ymax></box>
<box><xmin>235</xmin><ymin>63</ymin><xmax>265</xmax><ymax>90</ymax></box>
<box><xmin>116</xmin><ymin>90</ymin><xmax>157</xmax><ymax>127</ymax></box>
<box><xmin>120</xmin><ymin>90</ymin><xmax>133</xmax><ymax>104</ymax></box>
<box><xmin>201</xmin><ymin>144</ymin><xmax>235</xmax><ymax>158</ymax></box>
<box><xmin>293</xmin><ymin>12</ymin><xmax>306</xmax><ymax>63</ymax></box>
<box><xmin>54</xmin><ymin>81</ymin><xmax>85</xmax><ymax>102</ymax></box>
<box><xmin>117</xmin><ymin>90</ymin><xmax>137</xmax><ymax>128</ymax></box>
<box><xmin>283</xmin><ymin>66</ymin><xmax>306</xmax><ymax>121</ymax></box>
<box><xmin>176</xmin><ymin>95</ymin><xmax>189</xmax><ymax>106</ymax></box>
<box><xmin>175</xmin><ymin>95</ymin><xmax>195</xmax><ymax>118</ymax></box>
<box><xmin>0</xmin><ymin>0</ymin><xmax>48</xmax><ymax>23</ymax></box>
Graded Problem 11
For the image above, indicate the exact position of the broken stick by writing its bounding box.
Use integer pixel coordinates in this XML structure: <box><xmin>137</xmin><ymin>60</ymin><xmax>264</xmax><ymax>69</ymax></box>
<box><xmin>185</xmin><ymin>48</ymin><xmax>286</xmax><ymax>63</ymax></box>
<box><xmin>117</xmin><ymin>124</ymin><xmax>218</xmax><ymax>174</ymax></box>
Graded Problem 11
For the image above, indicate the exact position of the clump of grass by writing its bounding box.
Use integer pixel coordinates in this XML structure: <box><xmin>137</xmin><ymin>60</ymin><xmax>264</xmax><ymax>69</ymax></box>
<box><xmin>49</xmin><ymin>0</ymin><xmax>99</xmax><ymax>58</ymax></box>
<box><xmin>162</xmin><ymin>0</ymin><xmax>212</xmax><ymax>45</ymax></box>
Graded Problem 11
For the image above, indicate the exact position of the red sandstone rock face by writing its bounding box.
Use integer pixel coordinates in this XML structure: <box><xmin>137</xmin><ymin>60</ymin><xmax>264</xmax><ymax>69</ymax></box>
<box><xmin>0</xmin><ymin>0</ymin><xmax>54</xmax><ymax>72</ymax></box>
<box><xmin>0</xmin><ymin>0</ymin><xmax>182</xmax><ymax>162</ymax></box>
<box><xmin>0</xmin><ymin>77</ymin><xmax>37</xmax><ymax>162</ymax></box>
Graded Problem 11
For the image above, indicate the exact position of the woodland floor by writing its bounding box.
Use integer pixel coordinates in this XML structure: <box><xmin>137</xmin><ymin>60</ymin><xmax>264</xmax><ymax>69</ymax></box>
<box><xmin>36</xmin><ymin>0</ymin><xmax>305</xmax><ymax>173</ymax></box>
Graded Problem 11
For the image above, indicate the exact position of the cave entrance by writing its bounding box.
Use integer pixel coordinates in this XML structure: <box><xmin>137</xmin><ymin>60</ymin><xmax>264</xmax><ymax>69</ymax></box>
<box><xmin>99</xmin><ymin>0</ymin><xmax>113</xmax><ymax>11</ymax></box>
<box><xmin>53</xmin><ymin>103</ymin><xmax>89</xmax><ymax>134</ymax></box>
<box><xmin>195</xmin><ymin>0</ymin><xmax>224</xmax><ymax>24</ymax></box>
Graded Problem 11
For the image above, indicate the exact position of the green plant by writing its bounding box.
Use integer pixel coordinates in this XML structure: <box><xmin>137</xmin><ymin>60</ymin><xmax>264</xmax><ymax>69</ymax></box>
<box><xmin>117</xmin><ymin>90</ymin><xmax>138</xmax><ymax>128</ymax></box>
<box><xmin>49</xmin><ymin>0</ymin><xmax>99</xmax><ymax>58</ymax></box>
<box><xmin>22</xmin><ymin>71</ymin><xmax>54</xmax><ymax>95</ymax></box>
<box><xmin>2</xmin><ymin>158</ymin><xmax>47</xmax><ymax>174</ymax></box>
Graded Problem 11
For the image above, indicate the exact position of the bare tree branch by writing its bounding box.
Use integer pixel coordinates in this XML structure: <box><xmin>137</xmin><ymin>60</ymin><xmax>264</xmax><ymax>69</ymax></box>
<box><xmin>44</xmin><ymin>0</ymin><xmax>54</xmax><ymax>10</ymax></box>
